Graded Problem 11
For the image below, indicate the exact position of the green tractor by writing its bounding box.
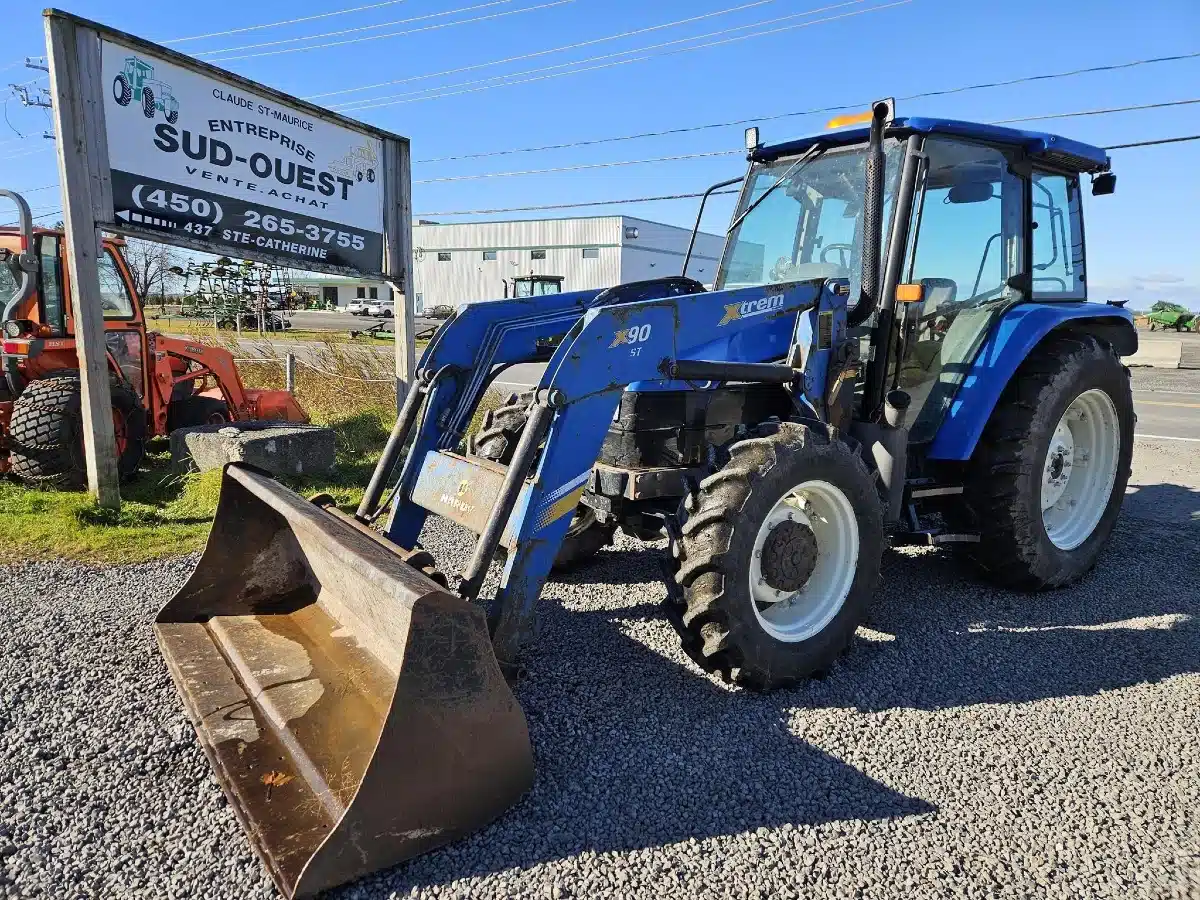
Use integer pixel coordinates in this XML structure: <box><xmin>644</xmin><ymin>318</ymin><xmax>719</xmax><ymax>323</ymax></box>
<box><xmin>1146</xmin><ymin>300</ymin><xmax>1196</xmax><ymax>332</ymax></box>
<box><xmin>112</xmin><ymin>56</ymin><xmax>179</xmax><ymax>124</ymax></box>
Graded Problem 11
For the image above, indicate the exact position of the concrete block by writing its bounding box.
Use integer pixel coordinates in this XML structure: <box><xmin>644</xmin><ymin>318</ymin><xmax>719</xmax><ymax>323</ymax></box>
<box><xmin>171</xmin><ymin>423</ymin><xmax>336</xmax><ymax>477</ymax></box>
<box><xmin>1126</xmin><ymin>340</ymin><xmax>1181</xmax><ymax>368</ymax></box>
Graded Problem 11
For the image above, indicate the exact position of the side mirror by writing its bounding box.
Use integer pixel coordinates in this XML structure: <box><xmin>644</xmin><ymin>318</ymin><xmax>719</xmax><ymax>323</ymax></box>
<box><xmin>948</xmin><ymin>182</ymin><xmax>995</xmax><ymax>204</ymax></box>
<box><xmin>1092</xmin><ymin>172</ymin><xmax>1116</xmax><ymax>196</ymax></box>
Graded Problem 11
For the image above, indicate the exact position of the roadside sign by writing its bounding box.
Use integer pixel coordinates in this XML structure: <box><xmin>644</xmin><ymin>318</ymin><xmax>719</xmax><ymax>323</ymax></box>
<box><xmin>47</xmin><ymin>9</ymin><xmax>410</xmax><ymax>281</ymax></box>
<box><xmin>43</xmin><ymin>9</ymin><xmax>415</xmax><ymax>507</ymax></box>
<box><xmin>102</xmin><ymin>44</ymin><xmax>385</xmax><ymax>273</ymax></box>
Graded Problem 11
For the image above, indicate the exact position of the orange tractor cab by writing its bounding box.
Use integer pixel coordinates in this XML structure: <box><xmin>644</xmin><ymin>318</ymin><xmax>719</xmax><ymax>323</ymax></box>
<box><xmin>0</xmin><ymin>190</ymin><xmax>306</xmax><ymax>485</ymax></box>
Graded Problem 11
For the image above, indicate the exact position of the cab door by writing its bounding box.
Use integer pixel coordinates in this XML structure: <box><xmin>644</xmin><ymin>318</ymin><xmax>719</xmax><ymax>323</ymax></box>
<box><xmin>96</xmin><ymin>245</ymin><xmax>149</xmax><ymax>403</ymax></box>
<box><xmin>894</xmin><ymin>137</ymin><xmax>1027</xmax><ymax>443</ymax></box>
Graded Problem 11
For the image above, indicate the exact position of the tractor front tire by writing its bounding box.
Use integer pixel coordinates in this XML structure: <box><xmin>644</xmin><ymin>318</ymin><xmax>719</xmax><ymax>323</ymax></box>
<box><xmin>671</xmin><ymin>422</ymin><xmax>884</xmax><ymax>691</ymax></box>
<box><xmin>167</xmin><ymin>396</ymin><xmax>230</xmax><ymax>432</ymax></box>
<box><xmin>958</xmin><ymin>334</ymin><xmax>1133</xmax><ymax>590</ymax></box>
<box><xmin>113</xmin><ymin>74</ymin><xmax>131</xmax><ymax>106</ymax></box>
<box><xmin>141</xmin><ymin>86</ymin><xmax>155</xmax><ymax>118</ymax></box>
<box><xmin>9</xmin><ymin>372</ymin><xmax>146</xmax><ymax>487</ymax></box>
<box><xmin>469</xmin><ymin>391</ymin><xmax>613</xmax><ymax>570</ymax></box>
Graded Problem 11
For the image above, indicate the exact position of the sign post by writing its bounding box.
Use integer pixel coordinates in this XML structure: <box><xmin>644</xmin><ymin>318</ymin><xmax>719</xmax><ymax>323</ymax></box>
<box><xmin>42</xmin><ymin>9</ymin><xmax>414</xmax><ymax>504</ymax></box>
<box><xmin>45</xmin><ymin>15</ymin><xmax>120</xmax><ymax>508</ymax></box>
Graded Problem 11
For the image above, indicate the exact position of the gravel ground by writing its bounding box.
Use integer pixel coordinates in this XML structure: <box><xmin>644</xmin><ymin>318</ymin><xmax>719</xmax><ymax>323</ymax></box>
<box><xmin>2</xmin><ymin>502</ymin><xmax>1198</xmax><ymax>898</ymax></box>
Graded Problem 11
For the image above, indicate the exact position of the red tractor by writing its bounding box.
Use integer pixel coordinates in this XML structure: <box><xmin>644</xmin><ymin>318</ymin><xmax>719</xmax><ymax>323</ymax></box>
<box><xmin>0</xmin><ymin>190</ymin><xmax>306</xmax><ymax>486</ymax></box>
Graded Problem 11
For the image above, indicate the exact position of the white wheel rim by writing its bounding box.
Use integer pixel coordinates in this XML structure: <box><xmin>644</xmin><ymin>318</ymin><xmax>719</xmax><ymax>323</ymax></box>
<box><xmin>748</xmin><ymin>479</ymin><xmax>859</xmax><ymax>643</ymax></box>
<box><xmin>1041</xmin><ymin>388</ymin><xmax>1120</xmax><ymax>551</ymax></box>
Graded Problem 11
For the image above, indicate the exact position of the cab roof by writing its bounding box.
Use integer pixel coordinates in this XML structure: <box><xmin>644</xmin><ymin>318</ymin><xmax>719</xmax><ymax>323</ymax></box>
<box><xmin>753</xmin><ymin>116</ymin><xmax>1111</xmax><ymax>173</ymax></box>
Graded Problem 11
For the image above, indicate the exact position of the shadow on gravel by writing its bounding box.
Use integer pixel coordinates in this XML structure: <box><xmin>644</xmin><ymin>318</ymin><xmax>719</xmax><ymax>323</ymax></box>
<box><xmin>350</xmin><ymin>550</ymin><xmax>936</xmax><ymax>897</ymax></box>
<box><xmin>1122</xmin><ymin>480</ymin><xmax>1200</xmax><ymax>529</ymax></box>
<box><xmin>347</xmin><ymin>507</ymin><xmax>1196</xmax><ymax>897</ymax></box>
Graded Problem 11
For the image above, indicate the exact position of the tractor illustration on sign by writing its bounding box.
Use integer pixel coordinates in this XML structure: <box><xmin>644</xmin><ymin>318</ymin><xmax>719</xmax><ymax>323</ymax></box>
<box><xmin>328</xmin><ymin>143</ymin><xmax>378</xmax><ymax>184</ymax></box>
<box><xmin>112</xmin><ymin>56</ymin><xmax>179</xmax><ymax>124</ymax></box>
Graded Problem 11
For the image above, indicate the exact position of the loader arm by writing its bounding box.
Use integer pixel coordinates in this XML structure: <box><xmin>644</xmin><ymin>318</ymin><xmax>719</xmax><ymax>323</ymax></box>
<box><xmin>381</xmin><ymin>280</ymin><xmax>831</xmax><ymax>667</ymax></box>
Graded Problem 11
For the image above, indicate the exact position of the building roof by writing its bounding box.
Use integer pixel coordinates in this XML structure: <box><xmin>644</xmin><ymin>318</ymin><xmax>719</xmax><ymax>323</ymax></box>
<box><xmin>755</xmin><ymin>116</ymin><xmax>1110</xmax><ymax>173</ymax></box>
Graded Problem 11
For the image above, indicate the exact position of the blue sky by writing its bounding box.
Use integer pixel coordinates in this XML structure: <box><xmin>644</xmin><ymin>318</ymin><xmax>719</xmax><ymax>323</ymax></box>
<box><xmin>1</xmin><ymin>0</ymin><xmax>1197</xmax><ymax>306</ymax></box>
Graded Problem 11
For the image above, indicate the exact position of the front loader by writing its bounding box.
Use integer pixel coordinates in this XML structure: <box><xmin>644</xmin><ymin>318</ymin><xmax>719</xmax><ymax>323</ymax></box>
<box><xmin>156</xmin><ymin>102</ymin><xmax>1137</xmax><ymax>898</ymax></box>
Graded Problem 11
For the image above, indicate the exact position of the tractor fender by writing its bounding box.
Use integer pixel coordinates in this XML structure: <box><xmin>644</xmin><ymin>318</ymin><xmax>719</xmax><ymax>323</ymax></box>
<box><xmin>926</xmin><ymin>302</ymin><xmax>1136</xmax><ymax>461</ymax></box>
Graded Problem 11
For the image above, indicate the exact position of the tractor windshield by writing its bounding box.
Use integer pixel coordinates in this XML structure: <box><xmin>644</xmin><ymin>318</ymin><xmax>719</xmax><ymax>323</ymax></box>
<box><xmin>716</xmin><ymin>140</ymin><xmax>904</xmax><ymax>292</ymax></box>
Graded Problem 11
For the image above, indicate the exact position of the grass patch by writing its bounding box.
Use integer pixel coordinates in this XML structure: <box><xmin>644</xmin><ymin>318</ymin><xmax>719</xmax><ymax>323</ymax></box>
<box><xmin>2</xmin><ymin>340</ymin><xmax>503</xmax><ymax>564</ymax></box>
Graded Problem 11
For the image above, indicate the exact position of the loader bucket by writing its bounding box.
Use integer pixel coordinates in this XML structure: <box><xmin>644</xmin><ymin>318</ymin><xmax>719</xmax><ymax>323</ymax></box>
<box><xmin>154</xmin><ymin>464</ymin><xmax>533</xmax><ymax>899</ymax></box>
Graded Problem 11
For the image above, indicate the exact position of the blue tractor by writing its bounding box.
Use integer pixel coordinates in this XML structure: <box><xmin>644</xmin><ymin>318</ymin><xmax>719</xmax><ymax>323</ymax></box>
<box><xmin>155</xmin><ymin>103</ymin><xmax>1135</xmax><ymax>899</ymax></box>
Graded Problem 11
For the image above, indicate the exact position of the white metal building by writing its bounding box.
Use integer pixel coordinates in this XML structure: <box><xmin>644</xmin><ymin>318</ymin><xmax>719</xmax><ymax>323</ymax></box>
<box><xmin>286</xmin><ymin>273</ymin><xmax>392</xmax><ymax>308</ymax></box>
<box><xmin>410</xmin><ymin>215</ymin><xmax>724</xmax><ymax>313</ymax></box>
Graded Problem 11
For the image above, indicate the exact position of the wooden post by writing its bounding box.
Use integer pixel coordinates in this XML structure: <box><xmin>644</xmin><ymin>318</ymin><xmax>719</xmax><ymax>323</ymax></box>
<box><xmin>383</xmin><ymin>137</ymin><xmax>414</xmax><ymax>409</ymax></box>
<box><xmin>45</xmin><ymin>15</ymin><xmax>120</xmax><ymax>509</ymax></box>
<box><xmin>285</xmin><ymin>352</ymin><xmax>296</xmax><ymax>394</ymax></box>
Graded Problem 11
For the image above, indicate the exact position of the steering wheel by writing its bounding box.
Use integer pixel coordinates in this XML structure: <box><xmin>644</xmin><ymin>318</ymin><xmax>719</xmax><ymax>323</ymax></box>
<box><xmin>768</xmin><ymin>257</ymin><xmax>798</xmax><ymax>283</ymax></box>
<box><xmin>819</xmin><ymin>243</ymin><xmax>854</xmax><ymax>268</ymax></box>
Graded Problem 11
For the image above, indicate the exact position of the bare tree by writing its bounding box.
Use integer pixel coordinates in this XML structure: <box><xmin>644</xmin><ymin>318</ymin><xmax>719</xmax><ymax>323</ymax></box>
<box><xmin>122</xmin><ymin>238</ymin><xmax>182</xmax><ymax>309</ymax></box>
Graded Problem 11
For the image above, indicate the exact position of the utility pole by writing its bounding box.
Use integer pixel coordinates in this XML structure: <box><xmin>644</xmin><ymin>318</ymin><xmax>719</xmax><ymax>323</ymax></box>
<box><xmin>45</xmin><ymin>15</ymin><xmax>120</xmax><ymax>508</ymax></box>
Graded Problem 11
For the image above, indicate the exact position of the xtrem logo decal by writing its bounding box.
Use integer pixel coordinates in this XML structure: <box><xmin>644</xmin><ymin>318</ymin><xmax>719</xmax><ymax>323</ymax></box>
<box><xmin>719</xmin><ymin>295</ymin><xmax>786</xmax><ymax>326</ymax></box>
<box><xmin>439</xmin><ymin>480</ymin><xmax>475</xmax><ymax>515</ymax></box>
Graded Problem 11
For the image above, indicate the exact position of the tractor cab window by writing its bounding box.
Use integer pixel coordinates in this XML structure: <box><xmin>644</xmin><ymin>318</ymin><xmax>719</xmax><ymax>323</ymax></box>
<box><xmin>1031</xmin><ymin>172</ymin><xmax>1085</xmax><ymax>298</ymax></box>
<box><xmin>716</xmin><ymin>141</ymin><xmax>904</xmax><ymax>292</ymax></box>
<box><xmin>898</xmin><ymin>138</ymin><xmax>1026</xmax><ymax>442</ymax></box>
<box><xmin>37</xmin><ymin>234</ymin><xmax>66</xmax><ymax>335</ymax></box>
<box><xmin>98</xmin><ymin>248</ymin><xmax>136</xmax><ymax>319</ymax></box>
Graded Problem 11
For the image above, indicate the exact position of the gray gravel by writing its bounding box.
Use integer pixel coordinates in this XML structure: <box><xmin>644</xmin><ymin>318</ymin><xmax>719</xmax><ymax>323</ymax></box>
<box><xmin>2</xmin><ymin>507</ymin><xmax>1198</xmax><ymax>899</ymax></box>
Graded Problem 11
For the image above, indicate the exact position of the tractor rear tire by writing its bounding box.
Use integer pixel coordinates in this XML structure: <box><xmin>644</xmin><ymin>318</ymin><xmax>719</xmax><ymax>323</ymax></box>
<box><xmin>958</xmin><ymin>334</ymin><xmax>1133</xmax><ymax>590</ymax></box>
<box><xmin>167</xmin><ymin>396</ymin><xmax>230</xmax><ymax>432</ymax></box>
<box><xmin>141</xmin><ymin>86</ymin><xmax>155</xmax><ymax>118</ymax></box>
<box><xmin>8</xmin><ymin>372</ymin><xmax>146</xmax><ymax>487</ymax></box>
<box><xmin>671</xmin><ymin>421</ymin><xmax>884</xmax><ymax>691</ymax></box>
<box><xmin>469</xmin><ymin>391</ymin><xmax>613</xmax><ymax>570</ymax></box>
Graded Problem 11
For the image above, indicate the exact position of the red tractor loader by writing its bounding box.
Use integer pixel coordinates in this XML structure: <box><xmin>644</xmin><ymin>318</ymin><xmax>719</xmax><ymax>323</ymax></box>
<box><xmin>0</xmin><ymin>190</ymin><xmax>307</xmax><ymax>486</ymax></box>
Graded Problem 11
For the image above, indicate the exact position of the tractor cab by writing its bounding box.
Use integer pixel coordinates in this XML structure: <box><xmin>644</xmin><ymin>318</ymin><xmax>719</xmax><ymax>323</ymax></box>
<box><xmin>509</xmin><ymin>273</ymin><xmax>563</xmax><ymax>298</ymax></box>
<box><xmin>714</xmin><ymin>112</ymin><xmax>1123</xmax><ymax>448</ymax></box>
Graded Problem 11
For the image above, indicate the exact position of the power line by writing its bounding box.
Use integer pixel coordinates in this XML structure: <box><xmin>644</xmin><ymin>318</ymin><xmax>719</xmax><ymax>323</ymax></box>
<box><xmin>0</xmin><ymin>208</ymin><xmax>62</xmax><ymax>228</ymax></box>
<box><xmin>995</xmin><ymin>97</ymin><xmax>1200</xmax><ymax>124</ymax></box>
<box><xmin>207</xmin><ymin>0</ymin><xmax>575</xmax><ymax>62</ymax></box>
<box><xmin>1107</xmin><ymin>133</ymin><xmax>1200</xmax><ymax>149</ymax></box>
<box><xmin>340</xmin><ymin>0</ymin><xmax>907</xmax><ymax>110</ymax></box>
<box><xmin>413</xmin><ymin>99</ymin><xmax>1200</xmax><ymax>183</ymax></box>
<box><xmin>335</xmin><ymin>0</ymin><xmax>867</xmax><ymax>110</ymax></box>
<box><xmin>413</xmin><ymin>132</ymin><xmax>1200</xmax><ymax>217</ymax></box>
<box><xmin>165</xmin><ymin>0</ymin><xmax>415</xmax><ymax>43</ymax></box>
<box><xmin>412</xmin><ymin>50</ymin><xmax>1200</xmax><ymax>163</ymax></box>
<box><xmin>414</xmin><ymin>149</ymin><xmax>742</xmax><ymax>184</ymax></box>
<box><xmin>416</xmin><ymin>189</ymin><xmax>742</xmax><ymax>217</ymax></box>
<box><xmin>9</xmin><ymin>135</ymin><xmax>1198</xmax><ymax>227</ymax></box>
<box><xmin>308</xmin><ymin>0</ymin><xmax>785</xmax><ymax>99</ymax></box>
<box><xmin>202</xmin><ymin>0</ymin><xmax>518</xmax><ymax>58</ymax></box>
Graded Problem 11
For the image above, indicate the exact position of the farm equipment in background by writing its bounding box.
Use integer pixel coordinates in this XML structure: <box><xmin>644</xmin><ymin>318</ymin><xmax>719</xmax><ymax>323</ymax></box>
<box><xmin>0</xmin><ymin>190</ymin><xmax>307</xmax><ymax>486</ymax></box>
<box><xmin>1145</xmin><ymin>300</ymin><xmax>1196</xmax><ymax>331</ymax></box>
<box><xmin>506</xmin><ymin>273</ymin><xmax>564</xmax><ymax>298</ymax></box>
<box><xmin>156</xmin><ymin>105</ymin><xmax>1137</xmax><ymax>899</ymax></box>
<box><xmin>111</xmin><ymin>55</ymin><xmax>179</xmax><ymax>123</ymax></box>
<box><xmin>172</xmin><ymin>257</ymin><xmax>296</xmax><ymax>332</ymax></box>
